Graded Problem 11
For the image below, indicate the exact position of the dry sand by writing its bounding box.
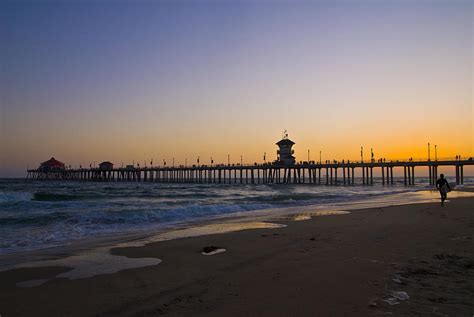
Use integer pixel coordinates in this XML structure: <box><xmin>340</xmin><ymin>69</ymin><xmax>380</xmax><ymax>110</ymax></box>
<box><xmin>0</xmin><ymin>196</ymin><xmax>473</xmax><ymax>316</ymax></box>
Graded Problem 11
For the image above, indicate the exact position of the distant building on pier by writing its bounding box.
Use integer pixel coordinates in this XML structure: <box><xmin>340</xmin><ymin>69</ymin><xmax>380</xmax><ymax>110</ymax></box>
<box><xmin>39</xmin><ymin>157</ymin><xmax>65</xmax><ymax>172</ymax></box>
<box><xmin>99</xmin><ymin>161</ymin><xmax>114</xmax><ymax>171</ymax></box>
<box><xmin>276</xmin><ymin>131</ymin><xmax>295</xmax><ymax>165</ymax></box>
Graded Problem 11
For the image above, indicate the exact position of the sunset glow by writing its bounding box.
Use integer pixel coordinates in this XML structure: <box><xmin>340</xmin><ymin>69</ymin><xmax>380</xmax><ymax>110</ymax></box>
<box><xmin>1</xmin><ymin>0</ymin><xmax>472</xmax><ymax>177</ymax></box>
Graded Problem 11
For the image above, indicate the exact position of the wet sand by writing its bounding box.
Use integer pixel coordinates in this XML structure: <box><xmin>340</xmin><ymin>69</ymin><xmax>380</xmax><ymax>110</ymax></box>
<box><xmin>0</xmin><ymin>196</ymin><xmax>473</xmax><ymax>316</ymax></box>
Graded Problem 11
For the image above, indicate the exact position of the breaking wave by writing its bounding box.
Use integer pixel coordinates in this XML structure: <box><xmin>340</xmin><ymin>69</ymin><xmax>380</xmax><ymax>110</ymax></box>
<box><xmin>2</xmin><ymin>177</ymin><xmax>469</xmax><ymax>254</ymax></box>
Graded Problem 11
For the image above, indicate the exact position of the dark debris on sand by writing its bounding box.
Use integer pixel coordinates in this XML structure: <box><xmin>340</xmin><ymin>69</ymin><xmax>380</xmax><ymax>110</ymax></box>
<box><xmin>201</xmin><ymin>246</ymin><xmax>222</xmax><ymax>254</ymax></box>
<box><xmin>381</xmin><ymin>253</ymin><xmax>474</xmax><ymax>316</ymax></box>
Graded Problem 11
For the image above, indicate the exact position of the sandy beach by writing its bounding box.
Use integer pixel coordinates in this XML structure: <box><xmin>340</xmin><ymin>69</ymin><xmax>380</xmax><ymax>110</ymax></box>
<box><xmin>1</xmin><ymin>194</ymin><xmax>473</xmax><ymax>316</ymax></box>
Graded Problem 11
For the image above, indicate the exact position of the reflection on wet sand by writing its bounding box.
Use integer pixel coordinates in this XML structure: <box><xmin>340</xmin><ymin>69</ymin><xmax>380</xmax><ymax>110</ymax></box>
<box><xmin>6</xmin><ymin>222</ymin><xmax>285</xmax><ymax>287</ymax></box>
<box><xmin>278</xmin><ymin>210</ymin><xmax>350</xmax><ymax>221</ymax></box>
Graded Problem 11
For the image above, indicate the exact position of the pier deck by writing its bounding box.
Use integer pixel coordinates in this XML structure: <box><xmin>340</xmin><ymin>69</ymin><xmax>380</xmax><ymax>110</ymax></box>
<box><xmin>27</xmin><ymin>159</ymin><xmax>472</xmax><ymax>186</ymax></box>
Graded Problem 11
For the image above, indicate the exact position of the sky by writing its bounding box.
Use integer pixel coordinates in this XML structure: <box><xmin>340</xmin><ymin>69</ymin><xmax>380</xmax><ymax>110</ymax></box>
<box><xmin>0</xmin><ymin>0</ymin><xmax>472</xmax><ymax>177</ymax></box>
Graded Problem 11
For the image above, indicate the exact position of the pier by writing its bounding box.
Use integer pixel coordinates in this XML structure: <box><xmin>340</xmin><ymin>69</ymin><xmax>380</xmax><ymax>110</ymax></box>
<box><xmin>27</xmin><ymin>159</ymin><xmax>472</xmax><ymax>186</ymax></box>
<box><xmin>26</xmin><ymin>135</ymin><xmax>472</xmax><ymax>186</ymax></box>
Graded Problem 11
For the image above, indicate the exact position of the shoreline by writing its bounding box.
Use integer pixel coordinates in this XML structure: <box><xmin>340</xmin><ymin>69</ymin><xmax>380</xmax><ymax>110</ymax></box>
<box><xmin>1</xmin><ymin>189</ymin><xmax>472</xmax><ymax>269</ymax></box>
<box><xmin>1</xmin><ymin>191</ymin><xmax>473</xmax><ymax>315</ymax></box>
<box><xmin>0</xmin><ymin>187</ymin><xmax>474</xmax><ymax>264</ymax></box>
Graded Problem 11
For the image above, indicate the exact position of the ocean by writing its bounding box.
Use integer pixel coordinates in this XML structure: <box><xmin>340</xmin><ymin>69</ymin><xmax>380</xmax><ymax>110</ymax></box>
<box><xmin>1</xmin><ymin>177</ymin><xmax>472</xmax><ymax>255</ymax></box>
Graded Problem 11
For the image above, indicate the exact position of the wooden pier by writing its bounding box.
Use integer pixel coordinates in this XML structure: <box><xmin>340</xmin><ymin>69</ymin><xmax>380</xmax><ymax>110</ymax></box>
<box><xmin>27</xmin><ymin>159</ymin><xmax>472</xmax><ymax>186</ymax></box>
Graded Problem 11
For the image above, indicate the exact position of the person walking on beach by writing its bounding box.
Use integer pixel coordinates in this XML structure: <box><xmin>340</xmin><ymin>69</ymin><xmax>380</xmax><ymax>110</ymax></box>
<box><xmin>436</xmin><ymin>174</ymin><xmax>450</xmax><ymax>206</ymax></box>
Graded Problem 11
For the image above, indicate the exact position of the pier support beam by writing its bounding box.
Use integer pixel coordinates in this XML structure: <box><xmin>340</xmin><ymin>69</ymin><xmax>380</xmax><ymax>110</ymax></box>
<box><xmin>403</xmin><ymin>166</ymin><xmax>407</xmax><ymax>186</ymax></box>
<box><xmin>429</xmin><ymin>165</ymin><xmax>432</xmax><ymax>185</ymax></box>
<box><xmin>455</xmin><ymin>165</ymin><xmax>460</xmax><ymax>185</ymax></box>
<box><xmin>407</xmin><ymin>166</ymin><xmax>411</xmax><ymax>185</ymax></box>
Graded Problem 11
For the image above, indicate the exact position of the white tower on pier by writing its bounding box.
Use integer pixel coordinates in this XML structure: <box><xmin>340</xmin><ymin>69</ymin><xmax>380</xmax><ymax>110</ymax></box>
<box><xmin>276</xmin><ymin>130</ymin><xmax>295</xmax><ymax>165</ymax></box>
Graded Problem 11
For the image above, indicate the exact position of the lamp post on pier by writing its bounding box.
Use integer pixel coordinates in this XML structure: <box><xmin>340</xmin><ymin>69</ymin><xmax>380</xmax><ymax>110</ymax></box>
<box><xmin>360</xmin><ymin>147</ymin><xmax>364</xmax><ymax>163</ymax></box>
<box><xmin>307</xmin><ymin>149</ymin><xmax>310</xmax><ymax>162</ymax></box>
<box><xmin>434</xmin><ymin>145</ymin><xmax>437</xmax><ymax>161</ymax></box>
<box><xmin>227</xmin><ymin>154</ymin><xmax>230</xmax><ymax>166</ymax></box>
<box><xmin>428</xmin><ymin>143</ymin><xmax>431</xmax><ymax>161</ymax></box>
<box><xmin>319</xmin><ymin>150</ymin><xmax>322</xmax><ymax>165</ymax></box>
<box><xmin>240</xmin><ymin>155</ymin><xmax>243</xmax><ymax>166</ymax></box>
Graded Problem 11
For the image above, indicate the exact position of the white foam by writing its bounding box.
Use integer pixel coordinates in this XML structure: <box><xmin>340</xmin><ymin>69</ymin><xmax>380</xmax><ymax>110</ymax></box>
<box><xmin>278</xmin><ymin>210</ymin><xmax>350</xmax><ymax>222</ymax></box>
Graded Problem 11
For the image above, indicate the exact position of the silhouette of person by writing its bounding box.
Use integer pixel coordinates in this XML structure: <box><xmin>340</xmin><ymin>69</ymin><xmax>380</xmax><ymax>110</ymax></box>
<box><xmin>436</xmin><ymin>174</ymin><xmax>450</xmax><ymax>206</ymax></box>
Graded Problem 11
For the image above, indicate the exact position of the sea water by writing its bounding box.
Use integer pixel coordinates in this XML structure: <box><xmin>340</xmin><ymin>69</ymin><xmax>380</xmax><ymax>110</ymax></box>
<box><xmin>1</xmin><ymin>177</ymin><xmax>473</xmax><ymax>255</ymax></box>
